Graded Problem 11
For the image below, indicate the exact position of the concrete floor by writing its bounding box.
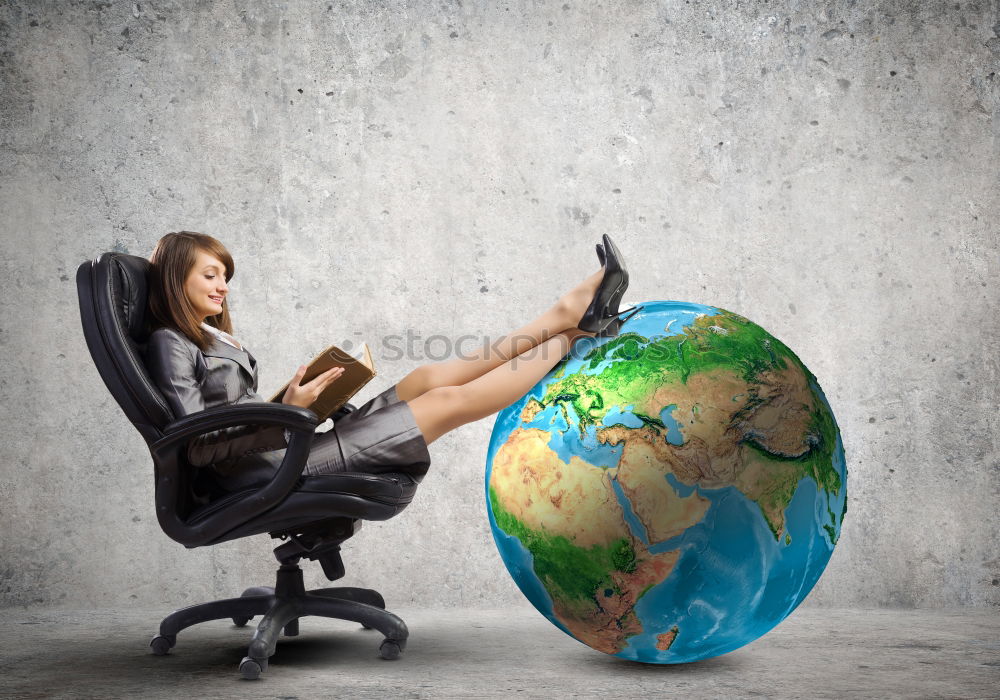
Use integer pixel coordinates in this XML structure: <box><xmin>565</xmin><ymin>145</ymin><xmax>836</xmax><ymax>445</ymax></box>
<box><xmin>1</xmin><ymin>605</ymin><xmax>997</xmax><ymax>699</ymax></box>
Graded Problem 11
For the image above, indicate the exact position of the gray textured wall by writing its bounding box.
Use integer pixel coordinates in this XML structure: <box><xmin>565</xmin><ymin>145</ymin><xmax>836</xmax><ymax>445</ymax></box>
<box><xmin>1</xmin><ymin>0</ymin><xmax>997</xmax><ymax>611</ymax></box>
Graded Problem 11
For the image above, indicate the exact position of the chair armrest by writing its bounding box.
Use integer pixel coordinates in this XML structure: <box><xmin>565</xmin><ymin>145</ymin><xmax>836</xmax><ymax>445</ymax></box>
<box><xmin>158</xmin><ymin>402</ymin><xmax>319</xmax><ymax>442</ymax></box>
<box><xmin>149</xmin><ymin>403</ymin><xmax>320</xmax><ymax>546</ymax></box>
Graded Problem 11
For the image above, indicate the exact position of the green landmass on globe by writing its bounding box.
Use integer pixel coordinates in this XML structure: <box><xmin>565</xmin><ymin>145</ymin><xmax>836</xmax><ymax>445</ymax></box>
<box><xmin>486</xmin><ymin>304</ymin><xmax>846</xmax><ymax>661</ymax></box>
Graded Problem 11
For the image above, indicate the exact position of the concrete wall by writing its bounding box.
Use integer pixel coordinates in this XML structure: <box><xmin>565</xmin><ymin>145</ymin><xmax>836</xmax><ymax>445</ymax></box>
<box><xmin>1</xmin><ymin>0</ymin><xmax>997</xmax><ymax>610</ymax></box>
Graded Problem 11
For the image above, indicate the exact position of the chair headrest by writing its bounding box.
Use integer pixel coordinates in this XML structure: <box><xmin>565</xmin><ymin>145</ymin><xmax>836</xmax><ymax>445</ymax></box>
<box><xmin>110</xmin><ymin>253</ymin><xmax>154</xmax><ymax>342</ymax></box>
<box><xmin>77</xmin><ymin>252</ymin><xmax>173</xmax><ymax>441</ymax></box>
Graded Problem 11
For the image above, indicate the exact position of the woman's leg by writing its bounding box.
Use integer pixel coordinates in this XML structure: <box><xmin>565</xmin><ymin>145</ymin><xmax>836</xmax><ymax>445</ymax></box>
<box><xmin>407</xmin><ymin>327</ymin><xmax>594</xmax><ymax>445</ymax></box>
<box><xmin>396</xmin><ymin>268</ymin><xmax>605</xmax><ymax>402</ymax></box>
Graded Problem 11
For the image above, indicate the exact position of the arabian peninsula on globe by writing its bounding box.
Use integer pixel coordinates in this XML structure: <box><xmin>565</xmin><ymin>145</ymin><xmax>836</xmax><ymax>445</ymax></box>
<box><xmin>485</xmin><ymin>301</ymin><xmax>847</xmax><ymax>664</ymax></box>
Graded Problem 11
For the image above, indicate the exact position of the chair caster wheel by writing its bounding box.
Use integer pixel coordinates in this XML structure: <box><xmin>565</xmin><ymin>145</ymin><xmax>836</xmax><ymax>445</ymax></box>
<box><xmin>232</xmin><ymin>616</ymin><xmax>251</xmax><ymax>627</ymax></box>
<box><xmin>379</xmin><ymin>639</ymin><xmax>404</xmax><ymax>660</ymax></box>
<box><xmin>149</xmin><ymin>634</ymin><xmax>175</xmax><ymax>655</ymax></box>
<box><xmin>239</xmin><ymin>656</ymin><xmax>266</xmax><ymax>680</ymax></box>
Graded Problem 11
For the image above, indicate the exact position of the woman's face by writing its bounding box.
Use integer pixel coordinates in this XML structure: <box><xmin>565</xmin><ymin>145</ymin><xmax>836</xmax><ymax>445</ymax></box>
<box><xmin>184</xmin><ymin>250</ymin><xmax>229</xmax><ymax>322</ymax></box>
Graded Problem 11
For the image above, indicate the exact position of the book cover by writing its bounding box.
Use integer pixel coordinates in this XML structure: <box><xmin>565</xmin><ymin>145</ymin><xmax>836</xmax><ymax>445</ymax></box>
<box><xmin>270</xmin><ymin>342</ymin><xmax>376</xmax><ymax>420</ymax></box>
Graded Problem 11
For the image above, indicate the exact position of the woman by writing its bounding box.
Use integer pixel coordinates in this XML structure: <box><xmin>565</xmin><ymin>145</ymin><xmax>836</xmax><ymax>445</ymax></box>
<box><xmin>143</xmin><ymin>231</ymin><xmax>638</xmax><ymax>488</ymax></box>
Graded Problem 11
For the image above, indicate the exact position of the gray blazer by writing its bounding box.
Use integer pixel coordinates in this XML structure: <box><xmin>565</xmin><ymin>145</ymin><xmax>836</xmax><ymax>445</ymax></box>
<box><xmin>143</xmin><ymin>326</ymin><xmax>288</xmax><ymax>474</ymax></box>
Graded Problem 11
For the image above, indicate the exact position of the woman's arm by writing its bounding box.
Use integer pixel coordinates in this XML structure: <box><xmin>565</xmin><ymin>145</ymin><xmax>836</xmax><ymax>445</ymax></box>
<box><xmin>144</xmin><ymin>328</ymin><xmax>288</xmax><ymax>467</ymax></box>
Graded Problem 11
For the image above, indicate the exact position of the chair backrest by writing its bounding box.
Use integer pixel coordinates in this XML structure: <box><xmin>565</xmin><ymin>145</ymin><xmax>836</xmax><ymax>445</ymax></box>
<box><xmin>76</xmin><ymin>253</ymin><xmax>174</xmax><ymax>443</ymax></box>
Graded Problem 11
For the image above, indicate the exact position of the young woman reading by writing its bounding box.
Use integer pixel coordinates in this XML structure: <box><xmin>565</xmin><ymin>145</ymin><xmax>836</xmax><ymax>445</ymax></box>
<box><xmin>143</xmin><ymin>231</ymin><xmax>638</xmax><ymax>487</ymax></box>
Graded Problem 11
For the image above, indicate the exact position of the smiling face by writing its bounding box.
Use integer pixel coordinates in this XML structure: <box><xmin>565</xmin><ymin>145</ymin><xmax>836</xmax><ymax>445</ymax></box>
<box><xmin>184</xmin><ymin>249</ymin><xmax>230</xmax><ymax>322</ymax></box>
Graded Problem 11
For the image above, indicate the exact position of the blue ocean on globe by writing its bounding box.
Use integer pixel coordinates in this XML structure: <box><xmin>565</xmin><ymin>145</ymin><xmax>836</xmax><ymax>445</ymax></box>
<box><xmin>485</xmin><ymin>300</ymin><xmax>847</xmax><ymax>663</ymax></box>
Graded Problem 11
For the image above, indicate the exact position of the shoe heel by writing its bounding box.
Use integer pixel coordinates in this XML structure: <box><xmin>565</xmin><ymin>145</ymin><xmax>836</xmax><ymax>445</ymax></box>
<box><xmin>616</xmin><ymin>305</ymin><xmax>644</xmax><ymax>323</ymax></box>
<box><xmin>586</xmin><ymin>305</ymin><xmax>643</xmax><ymax>337</ymax></box>
<box><xmin>615</xmin><ymin>305</ymin><xmax>642</xmax><ymax>317</ymax></box>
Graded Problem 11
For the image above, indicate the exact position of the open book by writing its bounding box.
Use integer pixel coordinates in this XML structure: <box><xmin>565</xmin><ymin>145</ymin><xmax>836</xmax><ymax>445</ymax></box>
<box><xmin>269</xmin><ymin>342</ymin><xmax>376</xmax><ymax>421</ymax></box>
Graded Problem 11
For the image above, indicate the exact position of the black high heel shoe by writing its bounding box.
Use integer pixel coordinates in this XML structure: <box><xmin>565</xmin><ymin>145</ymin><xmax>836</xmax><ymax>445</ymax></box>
<box><xmin>579</xmin><ymin>234</ymin><xmax>641</xmax><ymax>336</ymax></box>
<box><xmin>594</xmin><ymin>241</ymin><xmax>643</xmax><ymax>335</ymax></box>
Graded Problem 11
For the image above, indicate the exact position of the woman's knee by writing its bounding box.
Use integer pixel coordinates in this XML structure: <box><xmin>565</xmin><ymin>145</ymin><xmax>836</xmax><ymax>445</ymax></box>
<box><xmin>396</xmin><ymin>365</ymin><xmax>435</xmax><ymax>402</ymax></box>
<box><xmin>407</xmin><ymin>384</ymin><xmax>473</xmax><ymax>444</ymax></box>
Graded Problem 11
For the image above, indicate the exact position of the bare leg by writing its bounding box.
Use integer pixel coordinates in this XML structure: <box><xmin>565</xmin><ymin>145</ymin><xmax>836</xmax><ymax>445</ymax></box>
<box><xmin>407</xmin><ymin>328</ymin><xmax>594</xmax><ymax>445</ymax></box>
<box><xmin>396</xmin><ymin>269</ymin><xmax>606</xmax><ymax>402</ymax></box>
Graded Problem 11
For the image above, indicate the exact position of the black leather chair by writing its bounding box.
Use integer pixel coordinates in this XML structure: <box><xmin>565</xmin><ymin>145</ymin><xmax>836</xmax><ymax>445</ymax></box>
<box><xmin>76</xmin><ymin>252</ymin><xmax>423</xmax><ymax>679</ymax></box>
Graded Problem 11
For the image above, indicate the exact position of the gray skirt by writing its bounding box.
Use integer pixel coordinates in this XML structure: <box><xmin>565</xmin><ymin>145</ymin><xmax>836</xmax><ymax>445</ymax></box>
<box><xmin>306</xmin><ymin>383</ymin><xmax>431</xmax><ymax>477</ymax></box>
<box><xmin>214</xmin><ymin>384</ymin><xmax>431</xmax><ymax>490</ymax></box>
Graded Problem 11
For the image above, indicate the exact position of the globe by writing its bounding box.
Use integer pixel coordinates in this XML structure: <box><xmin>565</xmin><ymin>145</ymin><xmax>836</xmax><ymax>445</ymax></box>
<box><xmin>485</xmin><ymin>300</ymin><xmax>847</xmax><ymax>663</ymax></box>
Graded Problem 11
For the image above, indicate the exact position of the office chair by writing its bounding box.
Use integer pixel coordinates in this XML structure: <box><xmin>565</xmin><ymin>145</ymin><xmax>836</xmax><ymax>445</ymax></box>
<box><xmin>76</xmin><ymin>252</ymin><xmax>423</xmax><ymax>679</ymax></box>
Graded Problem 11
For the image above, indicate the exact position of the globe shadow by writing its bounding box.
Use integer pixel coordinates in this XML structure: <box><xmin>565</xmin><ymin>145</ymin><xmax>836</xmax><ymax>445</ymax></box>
<box><xmin>569</xmin><ymin>647</ymin><xmax>747</xmax><ymax>675</ymax></box>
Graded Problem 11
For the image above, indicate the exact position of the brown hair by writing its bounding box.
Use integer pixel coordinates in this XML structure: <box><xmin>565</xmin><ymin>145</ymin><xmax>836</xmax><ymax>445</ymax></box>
<box><xmin>148</xmin><ymin>231</ymin><xmax>235</xmax><ymax>352</ymax></box>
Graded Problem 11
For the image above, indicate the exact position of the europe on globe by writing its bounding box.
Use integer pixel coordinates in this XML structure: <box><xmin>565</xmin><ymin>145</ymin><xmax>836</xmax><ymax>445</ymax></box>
<box><xmin>485</xmin><ymin>301</ymin><xmax>847</xmax><ymax>663</ymax></box>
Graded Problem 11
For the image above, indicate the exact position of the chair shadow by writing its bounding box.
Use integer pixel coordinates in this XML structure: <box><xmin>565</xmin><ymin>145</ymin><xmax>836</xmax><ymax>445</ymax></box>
<box><xmin>276</xmin><ymin>618</ymin><xmax>747</xmax><ymax>673</ymax></box>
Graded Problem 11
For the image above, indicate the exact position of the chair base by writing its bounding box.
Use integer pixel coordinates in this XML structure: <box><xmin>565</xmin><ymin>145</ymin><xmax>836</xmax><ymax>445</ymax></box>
<box><xmin>150</xmin><ymin>563</ymin><xmax>408</xmax><ymax>679</ymax></box>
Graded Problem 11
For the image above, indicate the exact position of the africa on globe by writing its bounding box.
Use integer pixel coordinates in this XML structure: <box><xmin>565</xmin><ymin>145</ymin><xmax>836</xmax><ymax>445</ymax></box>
<box><xmin>485</xmin><ymin>301</ymin><xmax>847</xmax><ymax>663</ymax></box>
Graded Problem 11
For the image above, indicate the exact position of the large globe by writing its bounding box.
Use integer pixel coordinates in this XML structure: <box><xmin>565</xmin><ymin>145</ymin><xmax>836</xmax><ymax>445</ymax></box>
<box><xmin>485</xmin><ymin>301</ymin><xmax>847</xmax><ymax>663</ymax></box>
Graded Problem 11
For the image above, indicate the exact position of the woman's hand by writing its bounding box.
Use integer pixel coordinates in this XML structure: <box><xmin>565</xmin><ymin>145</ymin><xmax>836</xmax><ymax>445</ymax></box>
<box><xmin>281</xmin><ymin>365</ymin><xmax>345</xmax><ymax>411</ymax></box>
